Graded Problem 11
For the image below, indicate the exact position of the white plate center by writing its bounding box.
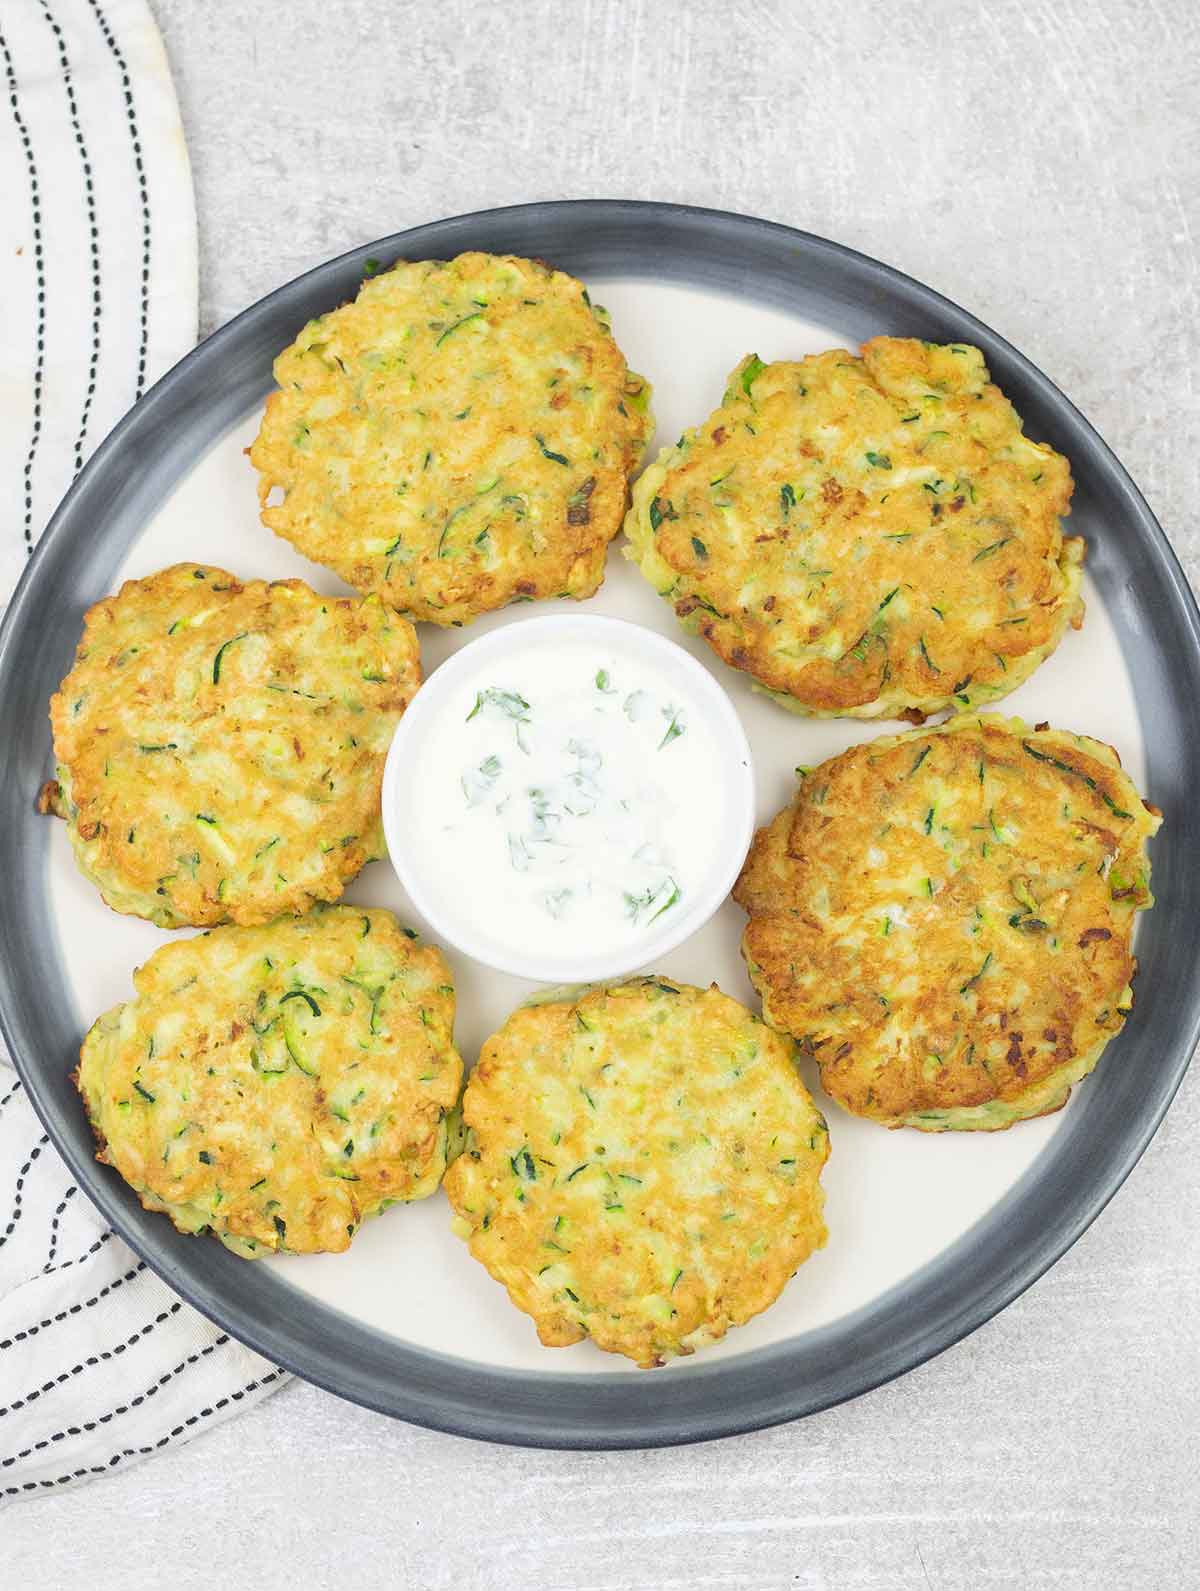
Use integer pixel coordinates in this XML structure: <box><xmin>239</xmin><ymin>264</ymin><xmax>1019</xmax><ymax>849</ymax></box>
<box><xmin>47</xmin><ymin>276</ymin><xmax>1144</xmax><ymax>1375</ymax></box>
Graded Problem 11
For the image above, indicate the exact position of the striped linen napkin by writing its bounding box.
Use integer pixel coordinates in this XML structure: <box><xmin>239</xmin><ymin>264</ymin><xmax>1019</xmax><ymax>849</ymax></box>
<box><xmin>0</xmin><ymin>0</ymin><xmax>285</xmax><ymax>1501</ymax></box>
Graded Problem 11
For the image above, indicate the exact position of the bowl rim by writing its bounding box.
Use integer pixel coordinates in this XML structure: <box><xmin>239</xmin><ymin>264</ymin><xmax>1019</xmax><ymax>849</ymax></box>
<box><xmin>380</xmin><ymin>611</ymin><xmax>757</xmax><ymax>983</ymax></box>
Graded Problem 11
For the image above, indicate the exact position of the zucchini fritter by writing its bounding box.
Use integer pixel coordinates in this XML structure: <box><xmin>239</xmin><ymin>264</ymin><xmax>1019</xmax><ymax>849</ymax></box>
<box><xmin>445</xmin><ymin>978</ymin><xmax>829</xmax><ymax>1367</ymax></box>
<box><xmin>249</xmin><ymin>252</ymin><xmax>653</xmax><ymax>626</ymax></box>
<box><xmin>76</xmin><ymin>907</ymin><xmax>463</xmax><ymax>1256</ymax></box>
<box><xmin>734</xmin><ymin>715</ymin><xmax>1161</xmax><ymax>1130</ymax></box>
<box><xmin>44</xmin><ymin>563</ymin><xmax>420</xmax><ymax>927</ymax></box>
<box><xmin>625</xmin><ymin>338</ymin><xmax>1083</xmax><ymax>719</ymax></box>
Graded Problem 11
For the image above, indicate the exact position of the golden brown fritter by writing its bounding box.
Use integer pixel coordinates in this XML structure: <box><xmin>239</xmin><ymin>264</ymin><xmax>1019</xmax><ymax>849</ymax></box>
<box><xmin>45</xmin><ymin>563</ymin><xmax>420</xmax><ymax>927</ymax></box>
<box><xmin>445</xmin><ymin>977</ymin><xmax>829</xmax><ymax>1367</ymax></box>
<box><xmin>734</xmin><ymin>715</ymin><xmax>1160</xmax><ymax>1129</ymax></box>
<box><xmin>76</xmin><ymin>907</ymin><xmax>463</xmax><ymax>1257</ymax></box>
<box><xmin>625</xmin><ymin>338</ymin><xmax>1083</xmax><ymax>719</ymax></box>
<box><xmin>249</xmin><ymin>252</ymin><xmax>653</xmax><ymax>626</ymax></box>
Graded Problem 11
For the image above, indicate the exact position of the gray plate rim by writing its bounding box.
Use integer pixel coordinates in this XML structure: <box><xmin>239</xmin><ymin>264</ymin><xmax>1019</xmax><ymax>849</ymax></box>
<box><xmin>2</xmin><ymin>199</ymin><xmax>1197</xmax><ymax>1450</ymax></box>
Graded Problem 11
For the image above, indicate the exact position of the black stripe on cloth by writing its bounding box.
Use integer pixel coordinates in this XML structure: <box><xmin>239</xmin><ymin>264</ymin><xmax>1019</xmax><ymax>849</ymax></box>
<box><xmin>42</xmin><ymin>1183</ymin><xmax>79</xmax><ymax>1269</ymax></box>
<box><xmin>0</xmin><ymin>1302</ymin><xmax>182</xmax><ymax>1418</ymax></box>
<box><xmin>41</xmin><ymin>1229</ymin><xmax>113</xmax><ymax>1276</ymax></box>
<box><xmin>1</xmin><ymin>1329</ymin><xmax>231</xmax><ymax>1466</ymax></box>
<box><xmin>0</xmin><ymin>1370</ymin><xmax>284</xmax><ymax>1495</ymax></box>
<box><xmin>83</xmin><ymin>0</ymin><xmax>150</xmax><ymax>398</ymax></box>
<box><xmin>0</xmin><ymin>19</ymin><xmax>48</xmax><ymax>550</ymax></box>
<box><xmin>37</xmin><ymin>0</ymin><xmax>102</xmax><ymax>475</ymax></box>
<box><xmin>0</xmin><ymin>1137</ymin><xmax>49</xmax><ymax>1252</ymax></box>
<box><xmin>0</xmin><ymin>1078</ymin><xmax>22</xmax><ymax>1114</ymax></box>
<box><xmin>0</xmin><ymin>1260</ymin><xmax>145</xmax><ymax>1351</ymax></box>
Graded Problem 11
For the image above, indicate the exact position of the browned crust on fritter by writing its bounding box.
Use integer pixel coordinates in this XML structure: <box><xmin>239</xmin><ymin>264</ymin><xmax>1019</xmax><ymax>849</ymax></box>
<box><xmin>734</xmin><ymin>715</ymin><xmax>1160</xmax><ymax>1129</ymax></box>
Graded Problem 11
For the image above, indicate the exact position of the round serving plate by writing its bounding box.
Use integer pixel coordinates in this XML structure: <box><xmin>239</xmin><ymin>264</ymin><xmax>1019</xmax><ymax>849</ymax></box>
<box><xmin>2</xmin><ymin>201</ymin><xmax>1197</xmax><ymax>1449</ymax></box>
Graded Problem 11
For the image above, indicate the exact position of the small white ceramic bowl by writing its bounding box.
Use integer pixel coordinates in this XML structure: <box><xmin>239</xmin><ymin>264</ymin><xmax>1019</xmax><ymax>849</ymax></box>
<box><xmin>381</xmin><ymin>614</ymin><xmax>755</xmax><ymax>984</ymax></box>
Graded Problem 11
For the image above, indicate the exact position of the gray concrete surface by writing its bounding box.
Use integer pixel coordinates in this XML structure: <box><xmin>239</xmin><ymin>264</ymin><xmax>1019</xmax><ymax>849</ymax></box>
<box><xmin>6</xmin><ymin>0</ymin><xmax>1199</xmax><ymax>1585</ymax></box>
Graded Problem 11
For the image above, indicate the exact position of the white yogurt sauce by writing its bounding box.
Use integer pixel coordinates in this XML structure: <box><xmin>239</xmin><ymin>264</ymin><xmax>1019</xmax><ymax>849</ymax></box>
<box><xmin>404</xmin><ymin>640</ymin><xmax>731</xmax><ymax>962</ymax></box>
